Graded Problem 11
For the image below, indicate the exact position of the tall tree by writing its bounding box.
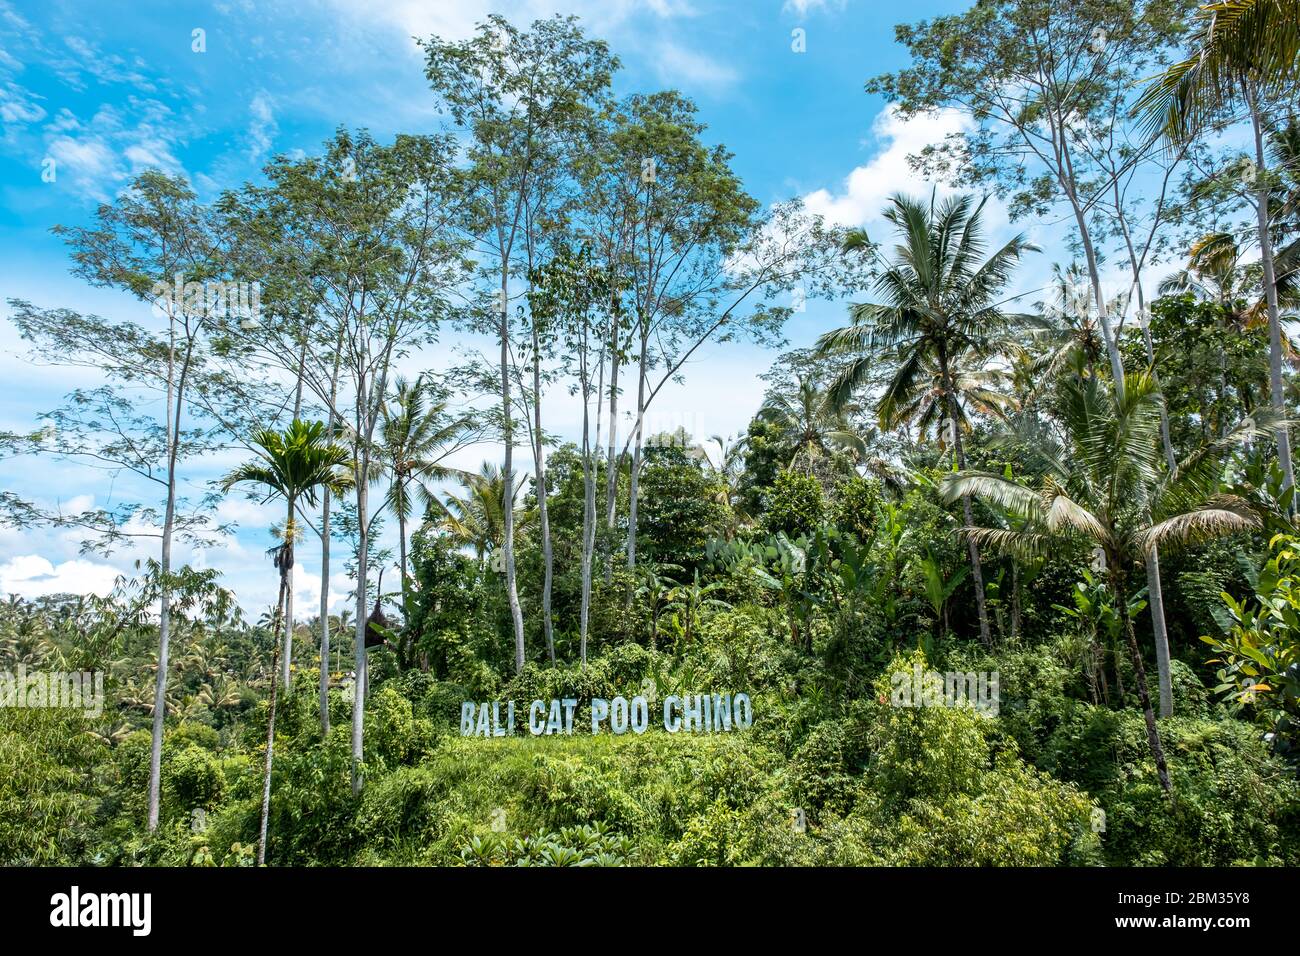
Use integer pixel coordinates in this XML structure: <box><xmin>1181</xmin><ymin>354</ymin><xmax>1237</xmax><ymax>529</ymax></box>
<box><xmin>756</xmin><ymin>374</ymin><xmax>874</xmax><ymax>483</ymax></box>
<box><xmin>20</xmin><ymin>172</ymin><xmax>238</xmax><ymax>831</ymax></box>
<box><xmin>228</xmin><ymin>130</ymin><xmax>468</xmax><ymax>793</ymax></box>
<box><xmin>378</xmin><ymin>374</ymin><xmax>478</xmax><ymax>618</ymax></box>
<box><xmin>944</xmin><ymin>372</ymin><xmax>1278</xmax><ymax>794</ymax></box>
<box><xmin>528</xmin><ymin>243</ymin><xmax>614</xmax><ymax>663</ymax></box>
<box><xmin>869</xmin><ymin>0</ymin><xmax>1198</xmax><ymax>386</ymax></box>
<box><xmin>601</xmin><ymin>91</ymin><xmax>849</xmax><ymax>581</ymax></box>
<box><xmin>818</xmin><ymin>192</ymin><xmax>1037</xmax><ymax>645</ymax></box>
<box><xmin>422</xmin><ymin>14</ymin><xmax>617</xmax><ymax>673</ymax></box>
<box><xmin>221</xmin><ymin>419</ymin><xmax>351</xmax><ymax>864</ymax></box>
<box><xmin>1143</xmin><ymin>0</ymin><xmax>1300</xmax><ymax>503</ymax></box>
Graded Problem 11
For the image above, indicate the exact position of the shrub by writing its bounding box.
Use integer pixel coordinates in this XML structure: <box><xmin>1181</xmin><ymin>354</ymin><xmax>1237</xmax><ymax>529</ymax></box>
<box><xmin>762</xmin><ymin>470</ymin><xmax>825</xmax><ymax>539</ymax></box>
<box><xmin>164</xmin><ymin>746</ymin><xmax>224</xmax><ymax>812</ymax></box>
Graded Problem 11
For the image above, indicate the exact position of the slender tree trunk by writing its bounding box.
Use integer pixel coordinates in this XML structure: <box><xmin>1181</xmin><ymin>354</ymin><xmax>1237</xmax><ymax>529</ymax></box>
<box><xmin>397</xmin><ymin>503</ymin><xmax>408</xmax><ymax>619</ymax></box>
<box><xmin>580</xmin><ymin>330</ymin><xmax>606</xmax><ymax>665</ymax></box>
<box><xmin>281</xmin><ymin>492</ymin><xmax>297</xmax><ymax>692</ymax></box>
<box><xmin>580</xmin><ymin>443</ymin><xmax>596</xmax><ymax>664</ymax></box>
<box><xmin>942</xmin><ymin>355</ymin><xmax>992</xmax><ymax>646</ymax></box>
<box><xmin>625</xmin><ymin>333</ymin><xmax>649</xmax><ymax>592</ymax></box>
<box><xmin>148</xmin><ymin>315</ymin><xmax>185</xmax><ymax>832</ymax></box>
<box><xmin>147</xmin><ymin>469</ymin><xmax>176</xmax><ymax>832</ymax></box>
<box><xmin>318</xmin><ymin>338</ymin><xmax>342</xmax><ymax>736</ymax></box>
<box><xmin>1136</xmin><ymin>293</ymin><xmax>1176</xmax><ymax>720</ymax></box>
<box><xmin>532</xmin><ymin>327</ymin><xmax>555</xmax><ymax>664</ymax></box>
<box><xmin>351</xmin><ymin>464</ymin><xmax>368</xmax><ymax>796</ymax></box>
<box><xmin>1113</xmin><ymin>631</ymin><xmax>1126</xmax><ymax>702</ymax></box>
<box><xmin>1145</xmin><ymin>551</ymin><xmax>1173</xmax><ymax>718</ymax></box>
<box><xmin>1010</xmin><ymin>561</ymin><xmax>1021</xmax><ymax>641</ymax></box>
<box><xmin>604</xmin><ymin>332</ymin><xmax>622</xmax><ymax>584</ymax></box>
<box><xmin>258</xmin><ymin>563</ymin><xmax>287</xmax><ymax>865</ymax></box>
<box><xmin>318</xmin><ymin>485</ymin><xmax>331</xmax><ymax>735</ymax></box>
<box><xmin>1055</xmin><ymin>114</ymin><xmax>1125</xmax><ymax>390</ymax></box>
<box><xmin>282</xmin><ymin>340</ymin><xmax>307</xmax><ymax>692</ymax></box>
<box><xmin>1113</xmin><ymin>565</ymin><xmax>1173</xmax><ymax>796</ymax></box>
<box><xmin>1251</xmin><ymin>93</ymin><xmax>1297</xmax><ymax>506</ymax></box>
<box><xmin>501</xmin><ymin>281</ymin><xmax>525</xmax><ymax>673</ymax></box>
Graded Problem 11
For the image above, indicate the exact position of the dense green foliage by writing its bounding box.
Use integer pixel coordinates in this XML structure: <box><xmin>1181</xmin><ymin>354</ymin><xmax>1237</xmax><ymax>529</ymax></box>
<box><xmin>5</xmin><ymin>429</ymin><xmax>1300</xmax><ymax>866</ymax></box>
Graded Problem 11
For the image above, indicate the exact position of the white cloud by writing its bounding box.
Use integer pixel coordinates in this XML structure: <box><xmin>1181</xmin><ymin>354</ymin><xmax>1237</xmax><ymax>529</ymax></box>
<box><xmin>123</xmin><ymin>136</ymin><xmax>182</xmax><ymax>173</ymax></box>
<box><xmin>783</xmin><ymin>0</ymin><xmax>847</xmax><ymax>17</ymax></box>
<box><xmin>45</xmin><ymin>133</ymin><xmax>117</xmax><ymax>189</ymax></box>
<box><xmin>653</xmin><ymin>41</ymin><xmax>739</xmax><ymax>94</ymax></box>
<box><xmin>0</xmin><ymin>80</ymin><xmax>44</xmax><ymax>125</ymax></box>
<box><xmin>0</xmin><ymin>554</ymin><xmax>121</xmax><ymax>598</ymax></box>
<box><xmin>802</xmin><ymin>105</ymin><xmax>980</xmax><ymax>232</ymax></box>
<box><xmin>246</xmin><ymin>90</ymin><xmax>277</xmax><ymax>163</ymax></box>
<box><xmin>318</xmin><ymin>0</ymin><xmax>694</xmax><ymax>47</ymax></box>
<box><xmin>39</xmin><ymin>99</ymin><xmax>187</xmax><ymax>200</ymax></box>
<box><xmin>61</xmin><ymin>35</ymin><xmax>156</xmax><ymax>92</ymax></box>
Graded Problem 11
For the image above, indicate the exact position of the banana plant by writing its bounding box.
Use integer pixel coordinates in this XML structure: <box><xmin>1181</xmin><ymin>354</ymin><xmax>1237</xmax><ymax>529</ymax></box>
<box><xmin>914</xmin><ymin>548</ymin><xmax>969</xmax><ymax>637</ymax></box>
<box><xmin>634</xmin><ymin>563</ymin><xmax>683</xmax><ymax>649</ymax></box>
<box><xmin>666</xmin><ymin>570</ymin><xmax>732</xmax><ymax>647</ymax></box>
<box><xmin>751</xmin><ymin>533</ymin><xmax>822</xmax><ymax>652</ymax></box>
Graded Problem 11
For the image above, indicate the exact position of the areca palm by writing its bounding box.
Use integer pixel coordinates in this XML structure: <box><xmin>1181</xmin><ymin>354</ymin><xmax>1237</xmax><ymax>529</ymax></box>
<box><xmin>221</xmin><ymin>418</ymin><xmax>351</xmax><ymax>866</ymax></box>
<box><xmin>943</xmin><ymin>373</ymin><xmax>1278</xmax><ymax>796</ymax></box>
<box><xmin>817</xmin><ymin>191</ymin><xmax>1038</xmax><ymax>644</ymax></box>
<box><xmin>379</xmin><ymin>375</ymin><xmax>477</xmax><ymax>610</ymax></box>
<box><xmin>1140</xmin><ymin>0</ymin><xmax>1300</xmax><ymax>502</ymax></box>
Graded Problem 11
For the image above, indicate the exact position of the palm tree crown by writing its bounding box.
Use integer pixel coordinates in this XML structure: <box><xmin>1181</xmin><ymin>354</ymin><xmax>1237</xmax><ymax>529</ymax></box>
<box><xmin>380</xmin><ymin>374</ymin><xmax>476</xmax><ymax>528</ymax></box>
<box><xmin>438</xmin><ymin>462</ymin><xmax>530</xmax><ymax>563</ymax></box>
<box><xmin>1139</xmin><ymin>0</ymin><xmax>1300</xmax><ymax>140</ymax></box>
<box><xmin>943</xmin><ymin>374</ymin><xmax>1268</xmax><ymax>566</ymax></box>
<box><xmin>943</xmin><ymin>372</ymin><xmax>1279</xmax><ymax>795</ymax></box>
<box><xmin>757</xmin><ymin>374</ymin><xmax>871</xmax><ymax>475</ymax></box>
<box><xmin>221</xmin><ymin>419</ymin><xmax>353</xmax><ymax>508</ymax></box>
<box><xmin>816</xmin><ymin>191</ymin><xmax>1038</xmax><ymax>416</ymax></box>
<box><xmin>817</xmin><ymin>190</ymin><xmax>1038</xmax><ymax>646</ymax></box>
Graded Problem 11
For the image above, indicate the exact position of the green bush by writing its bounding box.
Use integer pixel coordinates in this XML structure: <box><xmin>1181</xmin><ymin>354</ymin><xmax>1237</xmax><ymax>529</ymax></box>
<box><xmin>762</xmin><ymin>470</ymin><xmax>825</xmax><ymax>539</ymax></box>
<box><xmin>164</xmin><ymin>746</ymin><xmax>224</xmax><ymax>812</ymax></box>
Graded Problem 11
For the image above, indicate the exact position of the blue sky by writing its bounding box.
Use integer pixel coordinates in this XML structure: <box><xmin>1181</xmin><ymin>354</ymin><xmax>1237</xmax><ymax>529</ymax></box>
<box><xmin>0</xmin><ymin>0</ymin><xmax>1068</xmax><ymax>614</ymax></box>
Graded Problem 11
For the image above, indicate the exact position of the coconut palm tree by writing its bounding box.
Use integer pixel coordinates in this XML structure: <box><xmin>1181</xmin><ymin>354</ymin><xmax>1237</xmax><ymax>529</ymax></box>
<box><xmin>705</xmin><ymin>434</ymin><xmax>748</xmax><ymax>518</ymax></box>
<box><xmin>1160</xmin><ymin>229</ymin><xmax>1300</xmax><ymax>327</ymax></box>
<box><xmin>438</xmin><ymin>462</ymin><xmax>529</xmax><ymax>565</ymax></box>
<box><xmin>1160</xmin><ymin>232</ymin><xmax>1263</xmax><ymax>318</ymax></box>
<box><xmin>817</xmin><ymin>191</ymin><xmax>1039</xmax><ymax>645</ymax></box>
<box><xmin>379</xmin><ymin>375</ymin><xmax>477</xmax><ymax>612</ymax></box>
<box><xmin>881</xmin><ymin>349</ymin><xmax>1016</xmax><ymax>448</ymax></box>
<box><xmin>221</xmin><ymin>418</ymin><xmax>352</xmax><ymax>866</ymax></box>
<box><xmin>756</xmin><ymin>374</ymin><xmax>873</xmax><ymax>478</ymax></box>
<box><xmin>943</xmin><ymin>372</ymin><xmax>1280</xmax><ymax>795</ymax></box>
<box><xmin>1140</xmin><ymin>0</ymin><xmax>1300</xmax><ymax>502</ymax></box>
<box><xmin>1030</xmin><ymin>263</ymin><xmax>1110</xmax><ymax>388</ymax></box>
